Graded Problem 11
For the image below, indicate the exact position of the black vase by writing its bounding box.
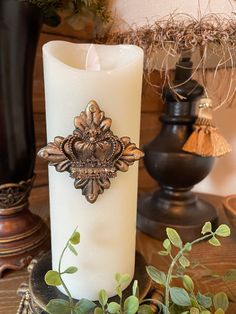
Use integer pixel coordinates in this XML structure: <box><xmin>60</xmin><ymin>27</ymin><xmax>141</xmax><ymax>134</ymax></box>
<box><xmin>0</xmin><ymin>0</ymin><xmax>49</xmax><ymax>276</ymax></box>
<box><xmin>137</xmin><ymin>58</ymin><xmax>218</xmax><ymax>242</ymax></box>
<box><xmin>0</xmin><ymin>0</ymin><xmax>42</xmax><ymax>182</ymax></box>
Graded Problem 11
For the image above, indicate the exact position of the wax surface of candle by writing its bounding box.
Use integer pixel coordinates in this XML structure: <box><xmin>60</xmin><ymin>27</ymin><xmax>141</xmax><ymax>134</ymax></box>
<box><xmin>43</xmin><ymin>42</ymin><xmax>143</xmax><ymax>300</ymax></box>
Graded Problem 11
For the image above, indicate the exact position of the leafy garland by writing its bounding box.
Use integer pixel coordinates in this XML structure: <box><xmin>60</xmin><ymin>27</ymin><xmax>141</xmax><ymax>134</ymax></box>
<box><xmin>25</xmin><ymin>0</ymin><xmax>110</xmax><ymax>27</ymax></box>
<box><xmin>45</xmin><ymin>222</ymin><xmax>234</xmax><ymax>314</ymax></box>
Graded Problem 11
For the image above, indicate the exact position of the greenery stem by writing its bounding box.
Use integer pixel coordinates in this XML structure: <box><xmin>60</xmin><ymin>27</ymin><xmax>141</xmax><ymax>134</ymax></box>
<box><xmin>190</xmin><ymin>232</ymin><xmax>214</xmax><ymax>246</ymax></box>
<box><xmin>164</xmin><ymin>232</ymin><xmax>215</xmax><ymax>314</ymax></box>
<box><xmin>120</xmin><ymin>290</ymin><xmax>123</xmax><ymax>314</ymax></box>
<box><xmin>58</xmin><ymin>240</ymin><xmax>74</xmax><ymax>309</ymax></box>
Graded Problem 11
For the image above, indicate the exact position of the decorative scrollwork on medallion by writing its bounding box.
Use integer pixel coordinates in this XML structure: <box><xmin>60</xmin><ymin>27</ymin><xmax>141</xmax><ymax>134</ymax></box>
<box><xmin>38</xmin><ymin>100</ymin><xmax>144</xmax><ymax>203</ymax></box>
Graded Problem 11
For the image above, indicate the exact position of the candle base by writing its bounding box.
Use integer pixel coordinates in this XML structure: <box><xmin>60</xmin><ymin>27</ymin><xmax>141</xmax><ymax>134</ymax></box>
<box><xmin>0</xmin><ymin>178</ymin><xmax>50</xmax><ymax>277</ymax></box>
<box><xmin>137</xmin><ymin>191</ymin><xmax>218</xmax><ymax>242</ymax></box>
<box><xmin>17</xmin><ymin>251</ymin><xmax>154</xmax><ymax>313</ymax></box>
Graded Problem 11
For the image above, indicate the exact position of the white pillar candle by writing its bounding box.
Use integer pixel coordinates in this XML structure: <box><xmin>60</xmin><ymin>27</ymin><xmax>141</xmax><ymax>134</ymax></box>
<box><xmin>42</xmin><ymin>42</ymin><xmax>144</xmax><ymax>300</ymax></box>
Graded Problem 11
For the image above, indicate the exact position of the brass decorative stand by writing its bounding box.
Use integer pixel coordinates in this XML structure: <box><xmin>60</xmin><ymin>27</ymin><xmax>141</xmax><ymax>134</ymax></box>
<box><xmin>0</xmin><ymin>177</ymin><xmax>49</xmax><ymax>277</ymax></box>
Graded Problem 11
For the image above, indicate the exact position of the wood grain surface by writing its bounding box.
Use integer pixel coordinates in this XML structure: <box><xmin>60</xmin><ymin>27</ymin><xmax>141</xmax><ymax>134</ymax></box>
<box><xmin>1</xmin><ymin>189</ymin><xmax>236</xmax><ymax>314</ymax></box>
<box><xmin>1</xmin><ymin>26</ymin><xmax>236</xmax><ymax>314</ymax></box>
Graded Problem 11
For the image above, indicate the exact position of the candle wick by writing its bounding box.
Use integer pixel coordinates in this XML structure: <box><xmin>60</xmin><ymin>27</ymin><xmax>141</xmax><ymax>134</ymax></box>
<box><xmin>85</xmin><ymin>44</ymin><xmax>101</xmax><ymax>71</ymax></box>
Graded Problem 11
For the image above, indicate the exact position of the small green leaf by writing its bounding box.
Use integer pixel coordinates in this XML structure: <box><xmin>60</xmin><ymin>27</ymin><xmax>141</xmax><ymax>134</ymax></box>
<box><xmin>191</xmin><ymin>298</ymin><xmax>199</xmax><ymax>308</ymax></box>
<box><xmin>115</xmin><ymin>273</ymin><xmax>121</xmax><ymax>283</ymax></box>
<box><xmin>124</xmin><ymin>296</ymin><xmax>139</xmax><ymax>314</ymax></box>
<box><xmin>223</xmin><ymin>269</ymin><xmax>236</xmax><ymax>281</ymax></box>
<box><xmin>163</xmin><ymin>239</ymin><xmax>171</xmax><ymax>253</ymax></box>
<box><xmin>215</xmin><ymin>224</ymin><xmax>231</xmax><ymax>237</ymax></box>
<box><xmin>170</xmin><ymin>287</ymin><xmax>191</xmax><ymax>307</ymax></box>
<box><xmin>132</xmin><ymin>280</ymin><xmax>139</xmax><ymax>298</ymax></box>
<box><xmin>115</xmin><ymin>285</ymin><xmax>122</xmax><ymax>299</ymax></box>
<box><xmin>70</xmin><ymin>231</ymin><xmax>80</xmax><ymax>245</ymax></box>
<box><xmin>44</xmin><ymin>270</ymin><xmax>62</xmax><ymax>286</ymax></box>
<box><xmin>190</xmin><ymin>308</ymin><xmax>199</xmax><ymax>314</ymax></box>
<box><xmin>63</xmin><ymin>266</ymin><xmax>78</xmax><ymax>274</ymax></box>
<box><xmin>68</xmin><ymin>243</ymin><xmax>78</xmax><ymax>256</ymax></box>
<box><xmin>213</xmin><ymin>292</ymin><xmax>229</xmax><ymax>311</ymax></box>
<box><xmin>146</xmin><ymin>266</ymin><xmax>166</xmax><ymax>286</ymax></box>
<box><xmin>98</xmin><ymin>289</ymin><xmax>108</xmax><ymax>307</ymax></box>
<box><xmin>107</xmin><ymin>302</ymin><xmax>121</xmax><ymax>314</ymax></box>
<box><xmin>166</xmin><ymin>228</ymin><xmax>182</xmax><ymax>248</ymax></box>
<box><xmin>184</xmin><ymin>242</ymin><xmax>192</xmax><ymax>252</ymax></box>
<box><xmin>75</xmin><ymin>299</ymin><xmax>96</xmax><ymax>314</ymax></box>
<box><xmin>158</xmin><ymin>251</ymin><xmax>169</xmax><ymax>256</ymax></box>
<box><xmin>214</xmin><ymin>309</ymin><xmax>225</xmax><ymax>314</ymax></box>
<box><xmin>196</xmin><ymin>292</ymin><xmax>212</xmax><ymax>309</ymax></box>
<box><xmin>176</xmin><ymin>266</ymin><xmax>185</xmax><ymax>277</ymax></box>
<box><xmin>115</xmin><ymin>273</ymin><xmax>130</xmax><ymax>286</ymax></box>
<box><xmin>120</xmin><ymin>274</ymin><xmax>130</xmax><ymax>285</ymax></box>
<box><xmin>201</xmin><ymin>222</ymin><xmax>212</xmax><ymax>235</ymax></box>
<box><xmin>200</xmin><ymin>311</ymin><xmax>211</xmax><ymax>314</ymax></box>
<box><xmin>46</xmin><ymin>299</ymin><xmax>70</xmax><ymax>314</ymax></box>
<box><xmin>208</xmin><ymin>236</ymin><xmax>221</xmax><ymax>247</ymax></box>
<box><xmin>179</xmin><ymin>255</ymin><xmax>190</xmax><ymax>268</ymax></box>
<box><xmin>138</xmin><ymin>304</ymin><xmax>153</xmax><ymax>314</ymax></box>
<box><xmin>94</xmin><ymin>307</ymin><xmax>104</xmax><ymax>314</ymax></box>
<box><xmin>183</xmin><ymin>275</ymin><xmax>194</xmax><ymax>292</ymax></box>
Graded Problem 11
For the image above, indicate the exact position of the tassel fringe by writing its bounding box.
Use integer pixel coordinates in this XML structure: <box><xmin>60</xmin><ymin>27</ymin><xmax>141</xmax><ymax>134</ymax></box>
<box><xmin>183</xmin><ymin>117</ymin><xmax>232</xmax><ymax>157</ymax></box>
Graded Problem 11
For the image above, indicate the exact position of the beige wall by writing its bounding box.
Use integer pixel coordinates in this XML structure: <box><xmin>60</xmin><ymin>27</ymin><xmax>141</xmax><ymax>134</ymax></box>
<box><xmin>194</xmin><ymin>106</ymin><xmax>236</xmax><ymax>196</ymax></box>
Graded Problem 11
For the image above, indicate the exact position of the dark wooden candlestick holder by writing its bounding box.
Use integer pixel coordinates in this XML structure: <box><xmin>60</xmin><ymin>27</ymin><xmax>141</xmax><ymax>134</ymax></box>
<box><xmin>137</xmin><ymin>57</ymin><xmax>218</xmax><ymax>242</ymax></box>
<box><xmin>0</xmin><ymin>0</ymin><xmax>49</xmax><ymax>275</ymax></box>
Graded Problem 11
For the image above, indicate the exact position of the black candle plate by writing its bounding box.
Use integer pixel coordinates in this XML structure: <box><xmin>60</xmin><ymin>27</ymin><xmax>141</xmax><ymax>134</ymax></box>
<box><xmin>29</xmin><ymin>252</ymin><xmax>152</xmax><ymax>313</ymax></box>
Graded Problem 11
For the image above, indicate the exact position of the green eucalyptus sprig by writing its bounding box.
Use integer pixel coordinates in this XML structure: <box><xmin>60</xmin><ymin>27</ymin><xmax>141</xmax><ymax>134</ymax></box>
<box><xmin>146</xmin><ymin>222</ymin><xmax>231</xmax><ymax>314</ymax></box>
<box><xmin>44</xmin><ymin>228</ymin><xmax>153</xmax><ymax>314</ymax></box>
<box><xmin>94</xmin><ymin>275</ymin><xmax>151</xmax><ymax>314</ymax></box>
<box><xmin>44</xmin><ymin>222</ymin><xmax>232</xmax><ymax>314</ymax></box>
<box><xmin>45</xmin><ymin>228</ymin><xmax>96</xmax><ymax>314</ymax></box>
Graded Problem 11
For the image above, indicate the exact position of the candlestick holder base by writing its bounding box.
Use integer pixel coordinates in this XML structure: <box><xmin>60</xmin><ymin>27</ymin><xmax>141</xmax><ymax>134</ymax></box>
<box><xmin>137</xmin><ymin>191</ymin><xmax>218</xmax><ymax>242</ymax></box>
<box><xmin>0</xmin><ymin>178</ymin><xmax>50</xmax><ymax>277</ymax></box>
<box><xmin>17</xmin><ymin>252</ymin><xmax>159</xmax><ymax>314</ymax></box>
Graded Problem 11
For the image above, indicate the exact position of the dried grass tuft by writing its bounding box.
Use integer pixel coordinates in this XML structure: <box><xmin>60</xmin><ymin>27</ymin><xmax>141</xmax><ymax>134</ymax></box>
<box><xmin>98</xmin><ymin>14</ymin><xmax>236</xmax><ymax>108</ymax></box>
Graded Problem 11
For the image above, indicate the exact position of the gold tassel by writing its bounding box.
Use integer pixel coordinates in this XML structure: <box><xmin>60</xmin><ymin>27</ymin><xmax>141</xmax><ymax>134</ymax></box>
<box><xmin>182</xmin><ymin>98</ymin><xmax>232</xmax><ymax>157</ymax></box>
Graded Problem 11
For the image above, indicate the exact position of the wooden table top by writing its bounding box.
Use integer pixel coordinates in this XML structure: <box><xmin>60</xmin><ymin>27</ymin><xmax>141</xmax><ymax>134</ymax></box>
<box><xmin>1</xmin><ymin>187</ymin><xmax>236</xmax><ymax>314</ymax></box>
